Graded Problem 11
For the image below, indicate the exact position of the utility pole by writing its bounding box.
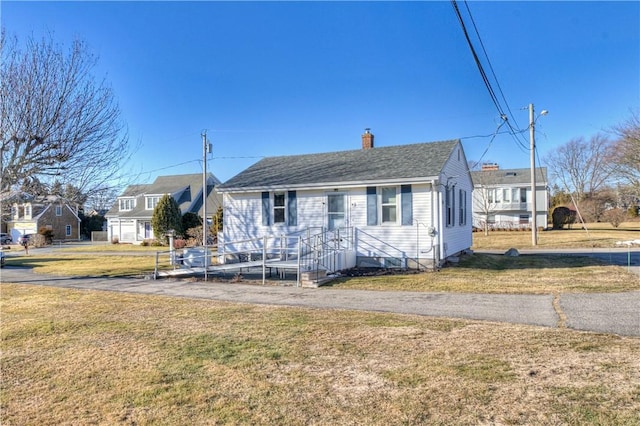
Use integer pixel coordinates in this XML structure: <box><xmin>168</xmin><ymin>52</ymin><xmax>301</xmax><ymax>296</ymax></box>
<box><xmin>529</xmin><ymin>103</ymin><xmax>537</xmax><ymax>246</ymax></box>
<box><xmin>202</xmin><ymin>131</ymin><xmax>209</xmax><ymax>249</ymax></box>
<box><xmin>202</xmin><ymin>130</ymin><xmax>209</xmax><ymax>283</ymax></box>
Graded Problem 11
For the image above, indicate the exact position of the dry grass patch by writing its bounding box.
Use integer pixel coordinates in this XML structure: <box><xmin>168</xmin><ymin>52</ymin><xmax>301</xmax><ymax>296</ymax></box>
<box><xmin>473</xmin><ymin>223</ymin><xmax>640</xmax><ymax>250</ymax></box>
<box><xmin>2</xmin><ymin>284</ymin><xmax>639</xmax><ymax>425</ymax></box>
<box><xmin>6</xmin><ymin>254</ymin><xmax>165</xmax><ymax>277</ymax></box>
<box><xmin>332</xmin><ymin>253</ymin><xmax>640</xmax><ymax>293</ymax></box>
<box><xmin>58</xmin><ymin>244</ymin><xmax>164</xmax><ymax>253</ymax></box>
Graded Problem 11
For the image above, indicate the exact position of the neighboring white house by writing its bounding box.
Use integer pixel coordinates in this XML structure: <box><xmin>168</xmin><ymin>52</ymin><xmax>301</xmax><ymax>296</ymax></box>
<box><xmin>105</xmin><ymin>173</ymin><xmax>222</xmax><ymax>244</ymax></box>
<box><xmin>471</xmin><ymin>165</ymin><xmax>549</xmax><ymax>231</ymax></box>
<box><xmin>216</xmin><ymin>131</ymin><xmax>473</xmax><ymax>269</ymax></box>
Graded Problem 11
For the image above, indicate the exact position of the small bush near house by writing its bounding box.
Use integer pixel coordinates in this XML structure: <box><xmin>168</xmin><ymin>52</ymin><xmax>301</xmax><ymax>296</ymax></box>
<box><xmin>38</xmin><ymin>228</ymin><xmax>54</xmax><ymax>244</ymax></box>
<box><xmin>173</xmin><ymin>239</ymin><xmax>187</xmax><ymax>249</ymax></box>
<box><xmin>111</xmin><ymin>237</ymin><xmax>119</xmax><ymax>244</ymax></box>
<box><xmin>31</xmin><ymin>234</ymin><xmax>47</xmax><ymax>248</ymax></box>
<box><xmin>141</xmin><ymin>239</ymin><xmax>164</xmax><ymax>247</ymax></box>
<box><xmin>603</xmin><ymin>208</ymin><xmax>626</xmax><ymax>228</ymax></box>
<box><xmin>552</xmin><ymin>206</ymin><xmax>576</xmax><ymax>229</ymax></box>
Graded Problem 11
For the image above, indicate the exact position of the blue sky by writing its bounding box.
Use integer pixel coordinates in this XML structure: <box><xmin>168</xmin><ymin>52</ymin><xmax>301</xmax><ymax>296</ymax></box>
<box><xmin>2</xmin><ymin>1</ymin><xmax>639</xmax><ymax>185</ymax></box>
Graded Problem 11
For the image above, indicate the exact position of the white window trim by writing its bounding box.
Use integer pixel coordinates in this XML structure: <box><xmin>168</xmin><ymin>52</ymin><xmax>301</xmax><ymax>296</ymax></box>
<box><xmin>446</xmin><ymin>186</ymin><xmax>456</xmax><ymax>227</ymax></box>
<box><xmin>145</xmin><ymin>196</ymin><xmax>161</xmax><ymax>210</ymax></box>
<box><xmin>379</xmin><ymin>186</ymin><xmax>399</xmax><ymax>225</ymax></box>
<box><xmin>273</xmin><ymin>191</ymin><xmax>286</xmax><ymax>224</ymax></box>
<box><xmin>327</xmin><ymin>192</ymin><xmax>347</xmax><ymax>230</ymax></box>
<box><xmin>459</xmin><ymin>189</ymin><xmax>467</xmax><ymax>226</ymax></box>
<box><xmin>119</xmin><ymin>198</ymin><xmax>135</xmax><ymax>211</ymax></box>
<box><xmin>55</xmin><ymin>205</ymin><xmax>63</xmax><ymax>216</ymax></box>
<box><xmin>65</xmin><ymin>225</ymin><xmax>72</xmax><ymax>236</ymax></box>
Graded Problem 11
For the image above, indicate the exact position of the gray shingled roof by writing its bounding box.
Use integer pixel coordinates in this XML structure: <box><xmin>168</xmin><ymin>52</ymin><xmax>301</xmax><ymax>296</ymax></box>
<box><xmin>106</xmin><ymin>173</ymin><xmax>221</xmax><ymax>218</ymax></box>
<box><xmin>471</xmin><ymin>167</ymin><xmax>547</xmax><ymax>186</ymax></box>
<box><xmin>218</xmin><ymin>140</ymin><xmax>460</xmax><ymax>191</ymax></box>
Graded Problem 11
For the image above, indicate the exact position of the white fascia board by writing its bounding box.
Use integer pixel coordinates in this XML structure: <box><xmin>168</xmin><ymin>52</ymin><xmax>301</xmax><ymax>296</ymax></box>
<box><xmin>218</xmin><ymin>176</ymin><xmax>441</xmax><ymax>194</ymax></box>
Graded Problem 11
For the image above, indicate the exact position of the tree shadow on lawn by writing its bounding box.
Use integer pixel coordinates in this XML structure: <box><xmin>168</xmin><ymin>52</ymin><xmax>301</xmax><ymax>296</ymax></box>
<box><xmin>457</xmin><ymin>253</ymin><xmax>612</xmax><ymax>271</ymax></box>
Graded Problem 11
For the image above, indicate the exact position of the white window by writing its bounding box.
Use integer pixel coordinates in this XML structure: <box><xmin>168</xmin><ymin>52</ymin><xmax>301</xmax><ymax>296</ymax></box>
<box><xmin>119</xmin><ymin>198</ymin><xmax>135</xmax><ymax>211</ymax></box>
<box><xmin>327</xmin><ymin>193</ymin><xmax>345</xmax><ymax>230</ymax></box>
<box><xmin>519</xmin><ymin>214</ymin><xmax>529</xmax><ymax>224</ymax></box>
<box><xmin>55</xmin><ymin>205</ymin><xmax>63</xmax><ymax>216</ymax></box>
<box><xmin>146</xmin><ymin>196</ymin><xmax>161</xmax><ymax>210</ymax></box>
<box><xmin>446</xmin><ymin>186</ymin><xmax>455</xmax><ymax>227</ymax></box>
<box><xmin>25</xmin><ymin>205</ymin><xmax>31</xmax><ymax>217</ymax></box>
<box><xmin>381</xmin><ymin>187</ymin><xmax>397</xmax><ymax>223</ymax></box>
<box><xmin>520</xmin><ymin>188</ymin><xmax>528</xmax><ymax>203</ymax></box>
<box><xmin>273</xmin><ymin>192</ymin><xmax>285</xmax><ymax>223</ymax></box>
<box><xmin>511</xmin><ymin>188</ymin><xmax>520</xmax><ymax>203</ymax></box>
<box><xmin>459</xmin><ymin>189</ymin><xmax>467</xmax><ymax>226</ymax></box>
<box><xmin>65</xmin><ymin>225</ymin><xmax>72</xmax><ymax>236</ymax></box>
<box><xmin>502</xmin><ymin>188</ymin><xmax>510</xmax><ymax>203</ymax></box>
<box><xmin>487</xmin><ymin>188</ymin><xmax>495</xmax><ymax>204</ymax></box>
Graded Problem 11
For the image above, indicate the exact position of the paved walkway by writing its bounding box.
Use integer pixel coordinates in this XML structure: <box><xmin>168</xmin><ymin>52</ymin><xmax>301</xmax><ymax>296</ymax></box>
<box><xmin>2</xmin><ymin>266</ymin><xmax>638</xmax><ymax>337</ymax></box>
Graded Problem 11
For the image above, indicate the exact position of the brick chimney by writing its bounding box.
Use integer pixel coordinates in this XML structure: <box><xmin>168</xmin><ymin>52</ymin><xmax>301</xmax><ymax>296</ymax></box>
<box><xmin>362</xmin><ymin>128</ymin><xmax>374</xmax><ymax>149</ymax></box>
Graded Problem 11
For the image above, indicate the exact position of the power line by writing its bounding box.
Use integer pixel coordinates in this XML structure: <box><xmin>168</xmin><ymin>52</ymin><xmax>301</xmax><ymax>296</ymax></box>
<box><xmin>451</xmin><ymin>0</ymin><xmax>530</xmax><ymax>152</ymax></box>
<box><xmin>451</xmin><ymin>0</ymin><xmax>505</xmax><ymax>118</ymax></box>
<box><xmin>468</xmin><ymin>118</ymin><xmax>508</xmax><ymax>170</ymax></box>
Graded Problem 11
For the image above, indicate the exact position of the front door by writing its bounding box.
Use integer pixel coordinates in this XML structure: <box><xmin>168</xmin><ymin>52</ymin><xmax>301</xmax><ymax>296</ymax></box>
<box><xmin>327</xmin><ymin>194</ymin><xmax>345</xmax><ymax>231</ymax></box>
<box><xmin>144</xmin><ymin>222</ymin><xmax>152</xmax><ymax>239</ymax></box>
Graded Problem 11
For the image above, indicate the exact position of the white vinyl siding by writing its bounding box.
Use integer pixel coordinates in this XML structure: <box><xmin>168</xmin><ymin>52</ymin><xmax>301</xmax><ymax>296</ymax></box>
<box><xmin>439</xmin><ymin>145</ymin><xmax>473</xmax><ymax>258</ymax></box>
<box><xmin>222</xmin><ymin>183</ymin><xmax>440</xmax><ymax>262</ymax></box>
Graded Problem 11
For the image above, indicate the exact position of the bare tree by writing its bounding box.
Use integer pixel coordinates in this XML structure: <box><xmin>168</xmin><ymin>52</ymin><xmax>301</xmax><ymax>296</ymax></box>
<box><xmin>544</xmin><ymin>134</ymin><xmax>617</xmax><ymax>201</ymax></box>
<box><xmin>0</xmin><ymin>32</ymin><xmax>131</xmax><ymax>200</ymax></box>
<box><xmin>612</xmin><ymin>111</ymin><xmax>640</xmax><ymax>193</ymax></box>
<box><xmin>471</xmin><ymin>173</ymin><xmax>498</xmax><ymax>236</ymax></box>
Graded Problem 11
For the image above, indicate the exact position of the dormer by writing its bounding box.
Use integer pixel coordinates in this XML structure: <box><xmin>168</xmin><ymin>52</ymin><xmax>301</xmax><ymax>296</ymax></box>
<box><xmin>118</xmin><ymin>197</ymin><xmax>136</xmax><ymax>212</ymax></box>
<box><xmin>145</xmin><ymin>194</ymin><xmax>164</xmax><ymax>210</ymax></box>
<box><xmin>24</xmin><ymin>202</ymin><xmax>32</xmax><ymax>220</ymax></box>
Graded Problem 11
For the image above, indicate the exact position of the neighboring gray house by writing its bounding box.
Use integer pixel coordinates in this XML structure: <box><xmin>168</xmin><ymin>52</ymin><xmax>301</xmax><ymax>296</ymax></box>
<box><xmin>471</xmin><ymin>165</ymin><xmax>549</xmax><ymax>231</ymax></box>
<box><xmin>106</xmin><ymin>173</ymin><xmax>222</xmax><ymax>243</ymax></box>
<box><xmin>216</xmin><ymin>131</ymin><xmax>473</xmax><ymax>270</ymax></box>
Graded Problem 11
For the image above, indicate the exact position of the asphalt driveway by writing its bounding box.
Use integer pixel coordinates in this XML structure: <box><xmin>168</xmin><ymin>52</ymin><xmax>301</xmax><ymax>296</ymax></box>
<box><xmin>1</xmin><ymin>266</ymin><xmax>638</xmax><ymax>337</ymax></box>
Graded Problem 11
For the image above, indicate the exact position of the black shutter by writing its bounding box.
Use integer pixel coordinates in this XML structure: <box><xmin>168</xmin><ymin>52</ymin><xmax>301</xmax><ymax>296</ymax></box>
<box><xmin>366</xmin><ymin>187</ymin><xmax>377</xmax><ymax>226</ymax></box>
<box><xmin>287</xmin><ymin>191</ymin><xmax>297</xmax><ymax>226</ymax></box>
<box><xmin>401</xmin><ymin>184</ymin><xmax>412</xmax><ymax>225</ymax></box>
<box><xmin>261</xmin><ymin>192</ymin><xmax>270</xmax><ymax>226</ymax></box>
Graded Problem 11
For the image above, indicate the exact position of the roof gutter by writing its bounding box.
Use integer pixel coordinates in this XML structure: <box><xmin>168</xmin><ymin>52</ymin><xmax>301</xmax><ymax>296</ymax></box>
<box><xmin>217</xmin><ymin>176</ymin><xmax>442</xmax><ymax>194</ymax></box>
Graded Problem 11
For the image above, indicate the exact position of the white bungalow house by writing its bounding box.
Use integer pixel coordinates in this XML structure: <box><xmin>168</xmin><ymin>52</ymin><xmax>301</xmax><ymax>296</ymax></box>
<box><xmin>105</xmin><ymin>173</ymin><xmax>222</xmax><ymax>244</ymax></box>
<box><xmin>216</xmin><ymin>131</ymin><xmax>473</xmax><ymax>270</ymax></box>
<box><xmin>471</xmin><ymin>165</ymin><xmax>549</xmax><ymax>231</ymax></box>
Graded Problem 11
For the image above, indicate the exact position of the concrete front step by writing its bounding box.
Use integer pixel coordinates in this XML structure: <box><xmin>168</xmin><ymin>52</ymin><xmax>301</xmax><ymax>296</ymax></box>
<box><xmin>301</xmin><ymin>275</ymin><xmax>337</xmax><ymax>288</ymax></box>
<box><xmin>300</xmin><ymin>269</ymin><xmax>327</xmax><ymax>281</ymax></box>
<box><xmin>300</xmin><ymin>269</ymin><xmax>335</xmax><ymax>288</ymax></box>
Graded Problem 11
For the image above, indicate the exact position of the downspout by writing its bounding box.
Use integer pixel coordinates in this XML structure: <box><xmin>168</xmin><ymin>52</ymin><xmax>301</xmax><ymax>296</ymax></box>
<box><xmin>430</xmin><ymin>180</ymin><xmax>437</xmax><ymax>269</ymax></box>
<box><xmin>438</xmin><ymin>182</ymin><xmax>445</xmax><ymax>268</ymax></box>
